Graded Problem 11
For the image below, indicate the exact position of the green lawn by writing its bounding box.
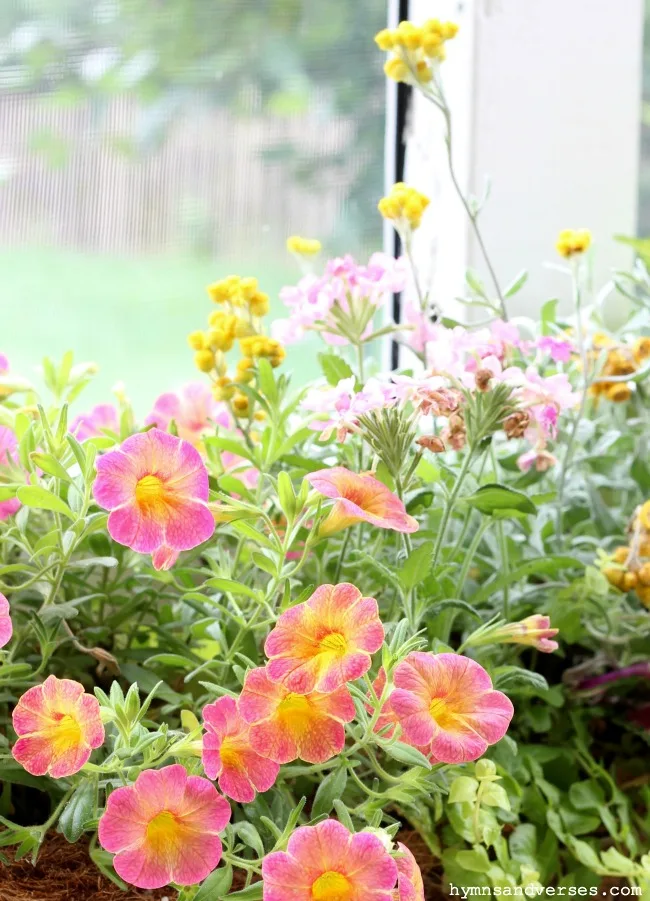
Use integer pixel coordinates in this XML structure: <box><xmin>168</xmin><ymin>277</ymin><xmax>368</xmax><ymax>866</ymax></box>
<box><xmin>1</xmin><ymin>246</ymin><xmax>321</xmax><ymax>415</ymax></box>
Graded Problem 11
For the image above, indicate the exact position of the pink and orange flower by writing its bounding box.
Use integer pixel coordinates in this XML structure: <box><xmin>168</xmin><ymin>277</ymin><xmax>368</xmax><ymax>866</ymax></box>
<box><xmin>98</xmin><ymin>764</ymin><xmax>231</xmax><ymax>890</ymax></box>
<box><xmin>390</xmin><ymin>652</ymin><xmax>514</xmax><ymax>764</ymax></box>
<box><xmin>202</xmin><ymin>696</ymin><xmax>279</xmax><ymax>803</ymax></box>
<box><xmin>239</xmin><ymin>667</ymin><xmax>355</xmax><ymax>764</ymax></box>
<box><xmin>395</xmin><ymin>843</ymin><xmax>425</xmax><ymax>901</ymax></box>
<box><xmin>145</xmin><ymin>382</ymin><xmax>228</xmax><ymax>448</ymax></box>
<box><xmin>307</xmin><ymin>467</ymin><xmax>419</xmax><ymax>536</ymax></box>
<box><xmin>265</xmin><ymin>582</ymin><xmax>384</xmax><ymax>694</ymax></box>
<box><xmin>492</xmin><ymin>615</ymin><xmax>559</xmax><ymax>652</ymax></box>
<box><xmin>262</xmin><ymin>819</ymin><xmax>398</xmax><ymax>901</ymax></box>
<box><xmin>0</xmin><ymin>592</ymin><xmax>12</xmax><ymax>648</ymax></box>
<box><xmin>93</xmin><ymin>428</ymin><xmax>215</xmax><ymax>570</ymax></box>
<box><xmin>12</xmin><ymin>675</ymin><xmax>104</xmax><ymax>778</ymax></box>
<box><xmin>70</xmin><ymin>403</ymin><xmax>120</xmax><ymax>441</ymax></box>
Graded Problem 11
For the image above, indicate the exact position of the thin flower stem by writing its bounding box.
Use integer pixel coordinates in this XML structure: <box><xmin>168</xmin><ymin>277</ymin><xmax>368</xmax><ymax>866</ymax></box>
<box><xmin>454</xmin><ymin>518</ymin><xmax>490</xmax><ymax>597</ymax></box>
<box><xmin>432</xmin><ymin>450</ymin><xmax>474</xmax><ymax>571</ymax></box>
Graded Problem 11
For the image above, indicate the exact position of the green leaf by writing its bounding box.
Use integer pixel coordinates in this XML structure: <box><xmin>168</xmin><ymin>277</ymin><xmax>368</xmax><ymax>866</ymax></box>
<box><xmin>481</xmin><ymin>782</ymin><xmax>511</xmax><ymax>810</ymax></box>
<box><xmin>204</xmin><ymin>578</ymin><xmax>261</xmax><ymax>600</ymax></box>
<box><xmin>541</xmin><ymin>298</ymin><xmax>559</xmax><ymax>335</ymax></box>
<box><xmin>569</xmin><ymin>839</ymin><xmax>603</xmax><ymax>872</ymax></box>
<box><xmin>568</xmin><ymin>781</ymin><xmax>606</xmax><ymax>811</ymax></box>
<box><xmin>472</xmin><ymin>556</ymin><xmax>580</xmax><ymax>604</ymax></box>
<box><xmin>17</xmin><ymin>485</ymin><xmax>74</xmax><ymax>519</ymax></box>
<box><xmin>455</xmin><ymin>846</ymin><xmax>492</xmax><ymax>873</ymax></box>
<box><xmin>234</xmin><ymin>822</ymin><xmax>265</xmax><ymax>857</ymax></box>
<box><xmin>504</xmin><ymin>269</ymin><xmax>528</xmax><ymax>298</ymax></box>
<box><xmin>227</xmin><ymin>884</ymin><xmax>264</xmax><ymax>900</ymax></box>
<box><xmin>318</xmin><ymin>353</ymin><xmax>354</xmax><ymax>386</ymax></box>
<box><xmin>599</xmin><ymin>847</ymin><xmax>637</xmax><ymax>875</ymax></box>
<box><xmin>383</xmin><ymin>742</ymin><xmax>431</xmax><ymax>769</ymax></box>
<box><xmin>194</xmin><ymin>865</ymin><xmax>233</xmax><ymax>901</ymax></box>
<box><xmin>464</xmin><ymin>483</ymin><xmax>536</xmax><ymax>517</ymax></box>
<box><xmin>509</xmin><ymin>823</ymin><xmax>537</xmax><ymax>867</ymax></box>
<box><xmin>494</xmin><ymin>666</ymin><xmax>548</xmax><ymax>693</ymax></box>
<box><xmin>256</xmin><ymin>358</ymin><xmax>278</xmax><ymax>405</ymax></box>
<box><xmin>312</xmin><ymin>766</ymin><xmax>347</xmax><ymax>819</ymax></box>
<box><xmin>58</xmin><ymin>779</ymin><xmax>97</xmax><ymax>842</ymax></box>
<box><xmin>615</xmin><ymin>234</ymin><xmax>650</xmax><ymax>267</ymax></box>
<box><xmin>29</xmin><ymin>452</ymin><xmax>73</xmax><ymax>483</ymax></box>
<box><xmin>252</xmin><ymin>552</ymin><xmax>278</xmax><ymax>576</ymax></box>
<box><xmin>448</xmin><ymin>776</ymin><xmax>479</xmax><ymax>804</ymax></box>
<box><xmin>399</xmin><ymin>541</ymin><xmax>434</xmax><ymax>590</ymax></box>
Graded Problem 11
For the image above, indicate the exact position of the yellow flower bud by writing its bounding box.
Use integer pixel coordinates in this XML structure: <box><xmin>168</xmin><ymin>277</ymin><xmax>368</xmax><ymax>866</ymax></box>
<box><xmin>374</xmin><ymin>28</ymin><xmax>395</xmax><ymax>50</ymax></box>
<box><xmin>395</xmin><ymin>21</ymin><xmax>422</xmax><ymax>50</ymax></box>
<box><xmin>555</xmin><ymin>228</ymin><xmax>592</xmax><ymax>258</ymax></box>
<box><xmin>194</xmin><ymin>349</ymin><xmax>215</xmax><ymax>373</ymax></box>
<box><xmin>236</xmin><ymin>357</ymin><xmax>255</xmax><ymax>383</ymax></box>
<box><xmin>379</xmin><ymin>183</ymin><xmax>430</xmax><ymax>230</ymax></box>
<box><xmin>286</xmin><ymin>235</ymin><xmax>322</xmax><ymax>256</ymax></box>
<box><xmin>415</xmin><ymin>60</ymin><xmax>433</xmax><ymax>83</ymax></box>
<box><xmin>384</xmin><ymin>57</ymin><xmax>409</xmax><ymax>83</ymax></box>
<box><xmin>187</xmin><ymin>330</ymin><xmax>206</xmax><ymax>351</ymax></box>
<box><xmin>249</xmin><ymin>291</ymin><xmax>270</xmax><ymax>317</ymax></box>
<box><xmin>633</xmin><ymin>336</ymin><xmax>650</xmax><ymax>363</ymax></box>
<box><xmin>232</xmin><ymin>393</ymin><xmax>250</xmax><ymax>417</ymax></box>
<box><xmin>605</xmin><ymin>383</ymin><xmax>631</xmax><ymax>403</ymax></box>
<box><xmin>207</xmin><ymin>329</ymin><xmax>234</xmax><ymax>352</ymax></box>
<box><xmin>212</xmin><ymin>376</ymin><xmax>235</xmax><ymax>401</ymax></box>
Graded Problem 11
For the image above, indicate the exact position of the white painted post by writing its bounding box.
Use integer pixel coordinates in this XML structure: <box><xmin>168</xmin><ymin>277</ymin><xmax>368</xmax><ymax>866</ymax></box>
<box><xmin>404</xmin><ymin>0</ymin><xmax>644</xmax><ymax>320</ymax></box>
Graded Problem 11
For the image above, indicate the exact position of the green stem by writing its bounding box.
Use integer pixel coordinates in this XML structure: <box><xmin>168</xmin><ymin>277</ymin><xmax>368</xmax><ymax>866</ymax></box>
<box><xmin>431</xmin><ymin>450</ymin><xmax>474</xmax><ymax>571</ymax></box>
<box><xmin>454</xmin><ymin>519</ymin><xmax>490</xmax><ymax>596</ymax></box>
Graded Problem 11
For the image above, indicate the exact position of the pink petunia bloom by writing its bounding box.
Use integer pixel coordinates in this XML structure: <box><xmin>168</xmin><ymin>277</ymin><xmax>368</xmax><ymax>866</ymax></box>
<box><xmin>307</xmin><ymin>467</ymin><xmax>419</xmax><ymax>537</ymax></box>
<box><xmin>0</xmin><ymin>592</ymin><xmax>12</xmax><ymax>648</ymax></box>
<box><xmin>396</xmin><ymin>843</ymin><xmax>425</xmax><ymax>901</ymax></box>
<box><xmin>493</xmin><ymin>615</ymin><xmax>559</xmax><ymax>653</ymax></box>
<box><xmin>390</xmin><ymin>652</ymin><xmax>514</xmax><ymax>764</ymax></box>
<box><xmin>0</xmin><ymin>354</ymin><xmax>8</xmax><ymax>373</ymax></box>
<box><xmin>98</xmin><ymin>764</ymin><xmax>231</xmax><ymax>890</ymax></box>
<box><xmin>12</xmin><ymin>675</ymin><xmax>104</xmax><ymax>778</ymax></box>
<box><xmin>202</xmin><ymin>696</ymin><xmax>279</xmax><ymax>803</ymax></box>
<box><xmin>70</xmin><ymin>404</ymin><xmax>120</xmax><ymax>441</ymax></box>
<box><xmin>239</xmin><ymin>666</ymin><xmax>355</xmax><ymax>764</ymax></box>
<box><xmin>262</xmin><ymin>819</ymin><xmax>398</xmax><ymax>901</ymax></box>
<box><xmin>145</xmin><ymin>382</ymin><xmax>229</xmax><ymax>448</ymax></box>
<box><xmin>93</xmin><ymin>428</ymin><xmax>215</xmax><ymax>569</ymax></box>
<box><xmin>265</xmin><ymin>582</ymin><xmax>384</xmax><ymax>694</ymax></box>
<box><xmin>0</xmin><ymin>426</ymin><xmax>22</xmax><ymax>520</ymax></box>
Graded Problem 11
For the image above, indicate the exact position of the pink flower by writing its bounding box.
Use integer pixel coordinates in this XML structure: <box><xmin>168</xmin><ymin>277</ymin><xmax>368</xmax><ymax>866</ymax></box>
<box><xmin>396</xmin><ymin>843</ymin><xmax>425</xmax><ymax>901</ymax></box>
<box><xmin>202</xmin><ymin>696</ymin><xmax>279</xmax><ymax>803</ymax></box>
<box><xmin>307</xmin><ymin>467</ymin><xmax>419</xmax><ymax>536</ymax></box>
<box><xmin>265</xmin><ymin>583</ymin><xmax>384</xmax><ymax>694</ymax></box>
<box><xmin>262</xmin><ymin>819</ymin><xmax>398</xmax><ymax>901</ymax></box>
<box><xmin>0</xmin><ymin>426</ymin><xmax>21</xmax><ymax>520</ymax></box>
<box><xmin>70</xmin><ymin>404</ymin><xmax>119</xmax><ymax>441</ymax></box>
<box><xmin>0</xmin><ymin>593</ymin><xmax>12</xmax><ymax>648</ymax></box>
<box><xmin>98</xmin><ymin>764</ymin><xmax>231</xmax><ymax>890</ymax></box>
<box><xmin>390</xmin><ymin>652</ymin><xmax>514</xmax><ymax>764</ymax></box>
<box><xmin>12</xmin><ymin>675</ymin><xmax>104</xmax><ymax>778</ymax></box>
<box><xmin>0</xmin><ymin>354</ymin><xmax>8</xmax><ymax>373</ymax></box>
<box><xmin>517</xmin><ymin>448</ymin><xmax>558</xmax><ymax>473</ymax></box>
<box><xmin>145</xmin><ymin>383</ymin><xmax>229</xmax><ymax>448</ymax></box>
<box><xmin>93</xmin><ymin>428</ymin><xmax>215</xmax><ymax>569</ymax></box>
<box><xmin>493</xmin><ymin>615</ymin><xmax>559</xmax><ymax>652</ymax></box>
<box><xmin>537</xmin><ymin>335</ymin><xmax>573</xmax><ymax>363</ymax></box>
<box><xmin>239</xmin><ymin>667</ymin><xmax>355</xmax><ymax>764</ymax></box>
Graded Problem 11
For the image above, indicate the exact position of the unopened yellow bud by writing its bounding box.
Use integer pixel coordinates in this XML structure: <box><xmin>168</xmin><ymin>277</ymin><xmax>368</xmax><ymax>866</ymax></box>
<box><xmin>207</xmin><ymin>329</ymin><xmax>234</xmax><ymax>352</ymax></box>
<box><xmin>187</xmin><ymin>330</ymin><xmax>206</xmax><ymax>351</ymax></box>
<box><xmin>384</xmin><ymin>57</ymin><xmax>409</xmax><ymax>83</ymax></box>
<box><xmin>634</xmin><ymin>336</ymin><xmax>650</xmax><ymax>363</ymax></box>
<box><xmin>374</xmin><ymin>28</ymin><xmax>395</xmax><ymax>50</ymax></box>
<box><xmin>249</xmin><ymin>291</ymin><xmax>270</xmax><ymax>317</ymax></box>
<box><xmin>232</xmin><ymin>393</ymin><xmax>250</xmax><ymax>416</ymax></box>
<box><xmin>213</xmin><ymin>375</ymin><xmax>235</xmax><ymax>401</ymax></box>
<box><xmin>286</xmin><ymin>235</ymin><xmax>322</xmax><ymax>256</ymax></box>
<box><xmin>556</xmin><ymin>228</ymin><xmax>592</xmax><ymax>258</ymax></box>
<box><xmin>194</xmin><ymin>349</ymin><xmax>215</xmax><ymax>373</ymax></box>
<box><xmin>605</xmin><ymin>383</ymin><xmax>631</xmax><ymax>403</ymax></box>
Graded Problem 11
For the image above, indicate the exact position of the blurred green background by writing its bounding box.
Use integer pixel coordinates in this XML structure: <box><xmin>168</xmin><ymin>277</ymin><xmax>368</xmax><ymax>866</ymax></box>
<box><xmin>1</xmin><ymin>0</ymin><xmax>388</xmax><ymax>412</ymax></box>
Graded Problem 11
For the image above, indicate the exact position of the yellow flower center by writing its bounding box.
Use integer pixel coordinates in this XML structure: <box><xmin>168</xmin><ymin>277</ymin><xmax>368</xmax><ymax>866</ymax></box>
<box><xmin>311</xmin><ymin>871</ymin><xmax>353</xmax><ymax>901</ymax></box>
<box><xmin>135</xmin><ymin>474</ymin><xmax>165</xmax><ymax>507</ymax></box>
<box><xmin>146</xmin><ymin>810</ymin><xmax>179</xmax><ymax>852</ymax></box>
<box><xmin>429</xmin><ymin>696</ymin><xmax>456</xmax><ymax>730</ymax></box>
<box><xmin>278</xmin><ymin>693</ymin><xmax>313</xmax><ymax>735</ymax></box>
<box><xmin>219</xmin><ymin>738</ymin><xmax>242</xmax><ymax>769</ymax></box>
<box><xmin>319</xmin><ymin>632</ymin><xmax>348</xmax><ymax>656</ymax></box>
<box><xmin>52</xmin><ymin>713</ymin><xmax>82</xmax><ymax>752</ymax></box>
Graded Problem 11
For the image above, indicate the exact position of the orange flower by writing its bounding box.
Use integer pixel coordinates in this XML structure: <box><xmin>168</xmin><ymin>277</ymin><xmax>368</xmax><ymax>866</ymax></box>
<box><xmin>239</xmin><ymin>667</ymin><xmax>355</xmax><ymax>764</ymax></box>
<box><xmin>265</xmin><ymin>583</ymin><xmax>384</xmax><ymax>694</ymax></box>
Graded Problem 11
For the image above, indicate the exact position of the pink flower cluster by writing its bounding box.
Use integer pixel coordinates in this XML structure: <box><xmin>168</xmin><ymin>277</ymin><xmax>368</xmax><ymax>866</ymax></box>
<box><xmin>273</xmin><ymin>253</ymin><xmax>408</xmax><ymax>345</ymax></box>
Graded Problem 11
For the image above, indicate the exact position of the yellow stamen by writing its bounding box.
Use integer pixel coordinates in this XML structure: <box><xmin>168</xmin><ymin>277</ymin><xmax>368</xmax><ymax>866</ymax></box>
<box><xmin>52</xmin><ymin>713</ymin><xmax>82</xmax><ymax>751</ymax></box>
<box><xmin>219</xmin><ymin>738</ymin><xmax>243</xmax><ymax>769</ymax></box>
<box><xmin>146</xmin><ymin>810</ymin><xmax>179</xmax><ymax>852</ymax></box>
<box><xmin>319</xmin><ymin>633</ymin><xmax>348</xmax><ymax>656</ymax></box>
<box><xmin>311</xmin><ymin>871</ymin><xmax>353</xmax><ymax>901</ymax></box>
<box><xmin>135</xmin><ymin>474</ymin><xmax>165</xmax><ymax>507</ymax></box>
<box><xmin>429</xmin><ymin>697</ymin><xmax>456</xmax><ymax>730</ymax></box>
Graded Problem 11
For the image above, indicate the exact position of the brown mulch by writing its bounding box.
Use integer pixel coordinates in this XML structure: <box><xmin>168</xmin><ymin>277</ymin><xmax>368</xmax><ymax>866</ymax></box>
<box><xmin>0</xmin><ymin>834</ymin><xmax>178</xmax><ymax>901</ymax></box>
<box><xmin>398</xmin><ymin>828</ymin><xmax>447</xmax><ymax>901</ymax></box>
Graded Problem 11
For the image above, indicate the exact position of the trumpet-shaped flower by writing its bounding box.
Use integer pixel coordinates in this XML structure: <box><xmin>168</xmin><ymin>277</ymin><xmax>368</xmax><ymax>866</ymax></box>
<box><xmin>265</xmin><ymin>583</ymin><xmax>384</xmax><ymax>694</ymax></box>
<box><xmin>145</xmin><ymin>382</ymin><xmax>229</xmax><ymax>448</ymax></box>
<box><xmin>93</xmin><ymin>428</ymin><xmax>215</xmax><ymax>568</ymax></box>
<box><xmin>12</xmin><ymin>675</ymin><xmax>104</xmax><ymax>778</ymax></box>
<box><xmin>98</xmin><ymin>764</ymin><xmax>231</xmax><ymax>890</ymax></box>
<box><xmin>0</xmin><ymin>593</ymin><xmax>12</xmax><ymax>648</ymax></box>
<box><xmin>202</xmin><ymin>696</ymin><xmax>279</xmax><ymax>802</ymax></box>
<box><xmin>390</xmin><ymin>653</ymin><xmax>514</xmax><ymax>764</ymax></box>
<box><xmin>396</xmin><ymin>843</ymin><xmax>425</xmax><ymax>901</ymax></box>
<box><xmin>239</xmin><ymin>667</ymin><xmax>355</xmax><ymax>764</ymax></box>
<box><xmin>493</xmin><ymin>615</ymin><xmax>559</xmax><ymax>653</ymax></box>
<box><xmin>70</xmin><ymin>403</ymin><xmax>119</xmax><ymax>441</ymax></box>
<box><xmin>307</xmin><ymin>468</ymin><xmax>419</xmax><ymax>537</ymax></box>
<box><xmin>262</xmin><ymin>819</ymin><xmax>398</xmax><ymax>901</ymax></box>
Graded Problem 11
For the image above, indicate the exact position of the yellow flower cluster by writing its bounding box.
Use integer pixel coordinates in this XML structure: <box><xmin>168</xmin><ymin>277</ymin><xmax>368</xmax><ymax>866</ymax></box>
<box><xmin>555</xmin><ymin>228</ymin><xmax>592</xmax><ymax>258</ymax></box>
<box><xmin>375</xmin><ymin>19</ymin><xmax>459</xmax><ymax>85</ymax></box>
<box><xmin>603</xmin><ymin>502</ymin><xmax>650</xmax><ymax>607</ymax></box>
<box><xmin>378</xmin><ymin>182</ymin><xmax>430</xmax><ymax>231</ymax></box>
<box><xmin>588</xmin><ymin>333</ymin><xmax>650</xmax><ymax>403</ymax></box>
<box><xmin>187</xmin><ymin>274</ymin><xmax>284</xmax><ymax>419</ymax></box>
<box><xmin>286</xmin><ymin>235</ymin><xmax>321</xmax><ymax>256</ymax></box>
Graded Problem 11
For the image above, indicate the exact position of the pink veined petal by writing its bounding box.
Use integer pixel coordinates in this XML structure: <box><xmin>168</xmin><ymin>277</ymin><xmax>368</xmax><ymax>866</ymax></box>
<box><xmin>317</xmin><ymin>685</ymin><xmax>356</xmax><ymax>723</ymax></box>
<box><xmin>98</xmin><ymin>785</ymin><xmax>150</xmax><ymax>852</ymax></box>
<box><xmin>182</xmin><ymin>775</ymin><xmax>231</xmax><ymax>833</ymax></box>
<box><xmin>113</xmin><ymin>845</ymin><xmax>174</xmax><ymax>890</ymax></box>
<box><xmin>294</xmin><ymin>716</ymin><xmax>346</xmax><ymax>764</ymax></box>
<box><xmin>0</xmin><ymin>593</ymin><xmax>12</xmax><ymax>648</ymax></box>
<box><xmin>262</xmin><ymin>851</ymin><xmax>314</xmax><ymax>901</ymax></box>
<box><xmin>202</xmin><ymin>732</ymin><xmax>224</xmax><ymax>780</ymax></box>
<box><xmin>249</xmin><ymin>720</ymin><xmax>299</xmax><ymax>765</ymax></box>
<box><xmin>456</xmin><ymin>689</ymin><xmax>514</xmax><ymax>745</ymax></box>
<box><xmin>315</xmin><ymin>651</ymin><xmax>372</xmax><ymax>694</ymax></box>
<box><xmin>429</xmin><ymin>726</ymin><xmax>488</xmax><ymax>764</ymax></box>
<box><xmin>168</xmin><ymin>831</ymin><xmax>223</xmax><ymax>886</ymax></box>
<box><xmin>390</xmin><ymin>689</ymin><xmax>434</xmax><ymax>747</ymax></box>
<box><xmin>396</xmin><ymin>843</ymin><xmax>425</xmax><ymax>901</ymax></box>
<box><xmin>151</xmin><ymin>544</ymin><xmax>180</xmax><ymax>570</ymax></box>
<box><xmin>41</xmin><ymin>674</ymin><xmax>85</xmax><ymax>710</ymax></box>
<box><xmin>239</xmin><ymin>668</ymin><xmax>285</xmax><ymax>724</ymax></box>
<box><xmin>12</xmin><ymin>734</ymin><xmax>54</xmax><ymax>776</ymax></box>
<box><xmin>166</xmin><ymin>439</ymin><xmax>209</xmax><ymax>499</ymax></box>
<box><xmin>239</xmin><ymin>748</ymin><xmax>280</xmax><ymax>793</ymax></box>
<box><xmin>266</xmin><ymin>655</ymin><xmax>321</xmax><ymax>695</ymax></box>
<box><xmin>48</xmin><ymin>743</ymin><xmax>93</xmax><ymax>779</ymax></box>
<box><xmin>93</xmin><ymin>450</ymin><xmax>139</xmax><ymax>509</ymax></box>
<box><xmin>108</xmin><ymin>501</ymin><xmax>165</xmax><ymax>554</ymax></box>
<box><xmin>218</xmin><ymin>764</ymin><xmax>256</xmax><ymax>804</ymax></box>
<box><xmin>134</xmin><ymin>765</ymin><xmax>187</xmax><ymax>817</ymax></box>
<box><xmin>76</xmin><ymin>694</ymin><xmax>105</xmax><ymax>748</ymax></box>
<box><xmin>287</xmin><ymin>820</ymin><xmax>352</xmax><ymax>874</ymax></box>
<box><xmin>345</xmin><ymin>832</ymin><xmax>399</xmax><ymax>889</ymax></box>
<box><xmin>162</xmin><ymin>497</ymin><xmax>215</xmax><ymax>551</ymax></box>
<box><xmin>264</xmin><ymin>604</ymin><xmax>311</xmax><ymax>658</ymax></box>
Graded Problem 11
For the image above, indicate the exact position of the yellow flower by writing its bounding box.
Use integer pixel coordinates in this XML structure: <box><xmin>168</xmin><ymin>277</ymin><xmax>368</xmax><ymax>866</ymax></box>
<box><xmin>236</xmin><ymin>357</ymin><xmax>255</xmax><ymax>384</ymax></box>
<box><xmin>249</xmin><ymin>291</ymin><xmax>270</xmax><ymax>317</ymax></box>
<box><xmin>555</xmin><ymin>228</ymin><xmax>592</xmax><ymax>258</ymax></box>
<box><xmin>287</xmin><ymin>235</ymin><xmax>322</xmax><ymax>256</ymax></box>
<box><xmin>374</xmin><ymin>28</ymin><xmax>394</xmax><ymax>51</ymax></box>
<box><xmin>187</xmin><ymin>330</ymin><xmax>206</xmax><ymax>351</ymax></box>
<box><xmin>633</xmin><ymin>336</ymin><xmax>650</xmax><ymax>364</ymax></box>
<box><xmin>232</xmin><ymin>393</ymin><xmax>250</xmax><ymax>417</ymax></box>
<box><xmin>194</xmin><ymin>350</ymin><xmax>215</xmax><ymax>373</ymax></box>
<box><xmin>213</xmin><ymin>376</ymin><xmax>235</xmax><ymax>401</ymax></box>
<box><xmin>605</xmin><ymin>383</ymin><xmax>631</xmax><ymax>403</ymax></box>
<box><xmin>378</xmin><ymin>182</ymin><xmax>430</xmax><ymax>230</ymax></box>
<box><xmin>206</xmin><ymin>328</ymin><xmax>234</xmax><ymax>353</ymax></box>
<box><xmin>383</xmin><ymin>58</ymin><xmax>409</xmax><ymax>83</ymax></box>
<box><xmin>375</xmin><ymin>18</ymin><xmax>459</xmax><ymax>81</ymax></box>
